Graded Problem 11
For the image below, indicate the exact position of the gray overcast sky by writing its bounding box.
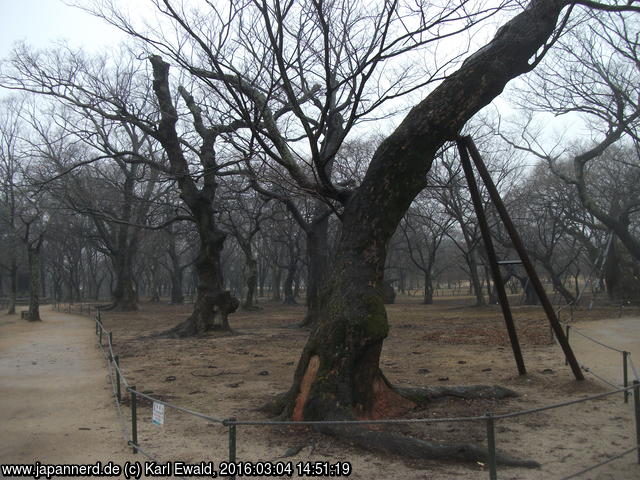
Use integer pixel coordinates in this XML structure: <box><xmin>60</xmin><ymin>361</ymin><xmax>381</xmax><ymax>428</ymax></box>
<box><xmin>0</xmin><ymin>0</ymin><xmax>125</xmax><ymax>59</ymax></box>
<box><xmin>0</xmin><ymin>0</ymin><xmax>584</xmax><ymax>149</ymax></box>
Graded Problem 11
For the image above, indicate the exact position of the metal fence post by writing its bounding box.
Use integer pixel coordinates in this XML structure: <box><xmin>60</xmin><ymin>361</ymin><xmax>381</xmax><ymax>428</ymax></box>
<box><xmin>486</xmin><ymin>413</ymin><xmax>497</xmax><ymax>480</ymax></box>
<box><xmin>109</xmin><ymin>331</ymin><xmax>113</xmax><ymax>349</ymax></box>
<box><xmin>130</xmin><ymin>386</ymin><xmax>138</xmax><ymax>454</ymax></box>
<box><xmin>634</xmin><ymin>381</ymin><xmax>640</xmax><ymax>464</ymax></box>
<box><xmin>115</xmin><ymin>355</ymin><xmax>121</xmax><ymax>402</ymax></box>
<box><xmin>227</xmin><ymin>417</ymin><xmax>237</xmax><ymax>480</ymax></box>
<box><xmin>99</xmin><ymin>325</ymin><xmax>103</xmax><ymax>346</ymax></box>
<box><xmin>623</xmin><ymin>352</ymin><xmax>629</xmax><ymax>403</ymax></box>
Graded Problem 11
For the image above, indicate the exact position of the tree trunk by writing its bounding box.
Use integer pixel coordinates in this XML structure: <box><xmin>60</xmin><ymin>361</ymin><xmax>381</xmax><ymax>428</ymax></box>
<box><xmin>280</xmin><ymin>0</ymin><xmax>567</xmax><ymax>422</ymax></box>
<box><xmin>149</xmin><ymin>55</ymin><xmax>239</xmax><ymax>335</ymax></box>
<box><xmin>283</xmin><ymin>262</ymin><xmax>297</xmax><ymax>305</ymax></box>
<box><xmin>168</xmin><ymin>229</ymin><xmax>185</xmax><ymax>304</ymax></box>
<box><xmin>7</xmin><ymin>258</ymin><xmax>17</xmax><ymax>315</ymax></box>
<box><xmin>27</xmin><ymin>246</ymin><xmax>42</xmax><ymax>322</ymax></box>
<box><xmin>242</xmin><ymin>256</ymin><xmax>258</xmax><ymax>310</ymax></box>
<box><xmin>109</xmin><ymin>252</ymin><xmax>138</xmax><ymax>311</ymax></box>
<box><xmin>271</xmin><ymin>265</ymin><xmax>282</xmax><ymax>301</ymax></box>
<box><xmin>423</xmin><ymin>271</ymin><xmax>434</xmax><ymax>305</ymax></box>
<box><xmin>542</xmin><ymin>260</ymin><xmax>576</xmax><ymax>304</ymax></box>
<box><xmin>161</xmin><ymin>225</ymin><xmax>238</xmax><ymax>337</ymax></box>
<box><xmin>170</xmin><ymin>267</ymin><xmax>184</xmax><ymax>304</ymax></box>
<box><xmin>301</xmin><ymin>214</ymin><xmax>330</xmax><ymax>326</ymax></box>
<box><xmin>283</xmin><ymin>211</ymin><xmax>408</xmax><ymax>421</ymax></box>
<box><xmin>604</xmin><ymin>238</ymin><xmax>640</xmax><ymax>301</ymax></box>
<box><xmin>467</xmin><ymin>250</ymin><xmax>486</xmax><ymax>306</ymax></box>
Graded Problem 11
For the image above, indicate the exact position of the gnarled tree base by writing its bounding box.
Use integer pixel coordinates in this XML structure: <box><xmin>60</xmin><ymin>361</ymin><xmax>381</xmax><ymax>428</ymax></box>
<box><xmin>263</xmin><ymin>382</ymin><xmax>537</xmax><ymax>469</ymax></box>
<box><xmin>102</xmin><ymin>301</ymin><xmax>138</xmax><ymax>312</ymax></box>
<box><xmin>317</xmin><ymin>422</ymin><xmax>539</xmax><ymax>468</ymax></box>
<box><xmin>159</xmin><ymin>291</ymin><xmax>239</xmax><ymax>338</ymax></box>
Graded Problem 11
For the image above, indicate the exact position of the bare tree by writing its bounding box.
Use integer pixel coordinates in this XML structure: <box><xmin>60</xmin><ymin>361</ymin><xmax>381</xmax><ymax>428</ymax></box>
<box><xmin>507</xmin><ymin>10</ymin><xmax>640</xmax><ymax>262</ymax></box>
<box><xmin>0</xmin><ymin>96</ymin><xmax>25</xmax><ymax>314</ymax></box>
<box><xmin>83</xmin><ymin>0</ymin><xmax>640</xmax><ymax>462</ymax></box>
<box><xmin>5</xmin><ymin>0</ymin><xmax>639</xmax><ymax>464</ymax></box>
<box><xmin>400</xmin><ymin>191</ymin><xmax>454</xmax><ymax>304</ymax></box>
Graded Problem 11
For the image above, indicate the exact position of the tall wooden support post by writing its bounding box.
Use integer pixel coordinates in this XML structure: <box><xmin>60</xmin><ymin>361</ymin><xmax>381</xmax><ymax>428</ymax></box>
<box><xmin>461</xmin><ymin>136</ymin><xmax>584</xmax><ymax>381</ymax></box>
<box><xmin>457</xmin><ymin>139</ymin><xmax>526</xmax><ymax>375</ymax></box>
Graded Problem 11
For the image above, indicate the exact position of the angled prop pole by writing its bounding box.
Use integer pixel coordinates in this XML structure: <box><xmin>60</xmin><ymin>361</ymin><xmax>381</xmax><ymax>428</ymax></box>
<box><xmin>456</xmin><ymin>138</ymin><xmax>527</xmax><ymax>375</ymax></box>
<box><xmin>461</xmin><ymin>135</ymin><xmax>584</xmax><ymax>381</ymax></box>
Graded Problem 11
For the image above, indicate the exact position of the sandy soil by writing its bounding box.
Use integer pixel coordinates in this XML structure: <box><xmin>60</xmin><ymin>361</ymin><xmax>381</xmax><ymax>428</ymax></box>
<box><xmin>0</xmin><ymin>306</ymin><xmax>138</xmax><ymax>476</ymax></box>
<box><xmin>1</xmin><ymin>299</ymin><xmax>639</xmax><ymax>480</ymax></box>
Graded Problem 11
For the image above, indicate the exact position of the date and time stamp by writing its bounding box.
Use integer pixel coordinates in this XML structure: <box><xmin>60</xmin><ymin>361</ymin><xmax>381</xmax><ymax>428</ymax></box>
<box><xmin>0</xmin><ymin>460</ymin><xmax>352</xmax><ymax>478</ymax></box>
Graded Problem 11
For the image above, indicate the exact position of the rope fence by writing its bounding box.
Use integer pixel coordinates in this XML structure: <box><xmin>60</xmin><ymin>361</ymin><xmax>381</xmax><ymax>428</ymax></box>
<box><xmin>92</xmin><ymin>308</ymin><xmax>640</xmax><ymax>480</ymax></box>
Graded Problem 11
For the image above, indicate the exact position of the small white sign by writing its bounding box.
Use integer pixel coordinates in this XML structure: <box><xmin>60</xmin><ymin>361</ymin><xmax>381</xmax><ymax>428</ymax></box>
<box><xmin>152</xmin><ymin>402</ymin><xmax>165</xmax><ymax>426</ymax></box>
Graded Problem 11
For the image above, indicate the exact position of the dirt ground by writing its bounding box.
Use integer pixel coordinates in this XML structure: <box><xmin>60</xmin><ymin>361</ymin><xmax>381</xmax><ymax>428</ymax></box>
<box><xmin>91</xmin><ymin>296</ymin><xmax>640</xmax><ymax>480</ymax></box>
<box><xmin>1</xmin><ymin>297</ymin><xmax>639</xmax><ymax>480</ymax></box>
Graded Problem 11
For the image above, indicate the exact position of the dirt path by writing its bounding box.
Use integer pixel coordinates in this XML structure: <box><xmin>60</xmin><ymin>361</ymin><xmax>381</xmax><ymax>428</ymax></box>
<box><xmin>0</xmin><ymin>306</ymin><xmax>136</xmax><ymax>470</ymax></box>
<box><xmin>569</xmin><ymin>315</ymin><xmax>640</xmax><ymax>386</ymax></box>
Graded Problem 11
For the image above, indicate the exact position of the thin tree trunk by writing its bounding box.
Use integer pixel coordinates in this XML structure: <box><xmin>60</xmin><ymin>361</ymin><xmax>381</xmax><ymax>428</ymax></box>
<box><xmin>423</xmin><ymin>271</ymin><xmax>434</xmax><ymax>305</ymax></box>
<box><xmin>27</xmin><ymin>246</ymin><xmax>42</xmax><ymax>322</ymax></box>
<box><xmin>7</xmin><ymin>259</ymin><xmax>17</xmax><ymax>315</ymax></box>
<box><xmin>242</xmin><ymin>257</ymin><xmax>258</xmax><ymax>310</ymax></box>
<box><xmin>271</xmin><ymin>265</ymin><xmax>282</xmax><ymax>301</ymax></box>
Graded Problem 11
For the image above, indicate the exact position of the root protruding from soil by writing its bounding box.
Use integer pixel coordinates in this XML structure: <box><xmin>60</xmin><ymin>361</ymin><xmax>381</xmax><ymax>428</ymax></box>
<box><xmin>262</xmin><ymin>382</ymin><xmax>534</xmax><ymax>468</ymax></box>
<box><xmin>316</xmin><ymin>421</ymin><xmax>539</xmax><ymax>468</ymax></box>
<box><xmin>394</xmin><ymin>384</ymin><xmax>518</xmax><ymax>405</ymax></box>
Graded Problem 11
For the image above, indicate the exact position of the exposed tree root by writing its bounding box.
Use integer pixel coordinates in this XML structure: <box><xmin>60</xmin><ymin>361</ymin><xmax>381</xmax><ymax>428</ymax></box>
<box><xmin>101</xmin><ymin>302</ymin><xmax>138</xmax><ymax>312</ymax></box>
<box><xmin>156</xmin><ymin>291</ymin><xmax>239</xmax><ymax>338</ymax></box>
<box><xmin>394</xmin><ymin>385</ymin><xmax>518</xmax><ymax>405</ymax></box>
<box><xmin>156</xmin><ymin>318</ymin><xmax>234</xmax><ymax>338</ymax></box>
<box><xmin>315</xmin><ymin>421</ymin><xmax>539</xmax><ymax>468</ymax></box>
<box><xmin>261</xmin><ymin>382</ymin><xmax>535</xmax><ymax>468</ymax></box>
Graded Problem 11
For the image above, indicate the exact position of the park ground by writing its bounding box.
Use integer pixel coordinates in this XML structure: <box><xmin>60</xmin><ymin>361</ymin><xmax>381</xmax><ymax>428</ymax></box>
<box><xmin>1</xmin><ymin>297</ymin><xmax>639</xmax><ymax>479</ymax></box>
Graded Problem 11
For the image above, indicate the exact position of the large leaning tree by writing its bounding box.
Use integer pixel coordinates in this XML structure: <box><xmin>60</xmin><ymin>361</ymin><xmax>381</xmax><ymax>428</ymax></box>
<box><xmin>82</xmin><ymin>0</ymin><xmax>639</xmax><ymax>463</ymax></box>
